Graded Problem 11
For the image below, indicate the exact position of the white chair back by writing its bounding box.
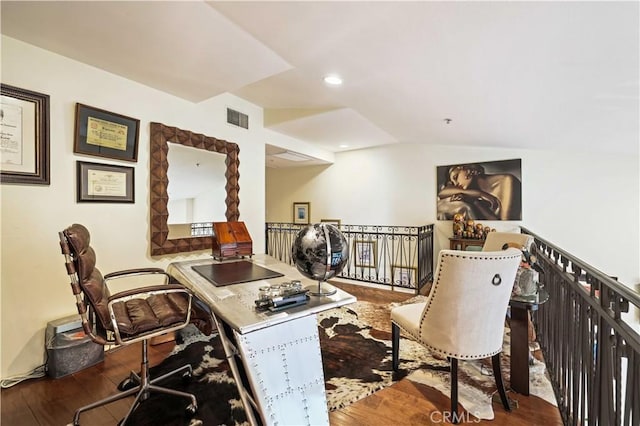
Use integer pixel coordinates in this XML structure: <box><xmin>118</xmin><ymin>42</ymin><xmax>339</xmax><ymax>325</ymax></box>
<box><xmin>482</xmin><ymin>231</ymin><xmax>533</xmax><ymax>252</ymax></box>
<box><xmin>418</xmin><ymin>248</ymin><xmax>522</xmax><ymax>359</ymax></box>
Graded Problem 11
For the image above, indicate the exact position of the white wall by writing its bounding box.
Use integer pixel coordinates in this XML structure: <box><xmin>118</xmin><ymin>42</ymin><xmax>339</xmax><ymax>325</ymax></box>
<box><xmin>0</xmin><ymin>36</ymin><xmax>294</xmax><ymax>379</ymax></box>
<box><xmin>266</xmin><ymin>143</ymin><xmax>640</xmax><ymax>289</ymax></box>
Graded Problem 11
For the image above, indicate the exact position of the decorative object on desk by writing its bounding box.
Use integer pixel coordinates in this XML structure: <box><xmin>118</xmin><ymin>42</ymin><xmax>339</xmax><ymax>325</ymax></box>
<box><xmin>293</xmin><ymin>201</ymin><xmax>311</xmax><ymax>224</ymax></box>
<box><xmin>291</xmin><ymin>223</ymin><xmax>349</xmax><ymax>296</ymax></box>
<box><xmin>191</xmin><ymin>261</ymin><xmax>283</xmax><ymax>287</ymax></box>
<box><xmin>0</xmin><ymin>84</ymin><xmax>50</xmax><ymax>185</ymax></box>
<box><xmin>74</xmin><ymin>103</ymin><xmax>139</xmax><ymax>162</ymax></box>
<box><xmin>254</xmin><ymin>281</ymin><xmax>309</xmax><ymax>311</ymax></box>
<box><xmin>130</xmin><ymin>298</ymin><xmax>554</xmax><ymax>425</ymax></box>
<box><xmin>211</xmin><ymin>221</ymin><xmax>253</xmax><ymax>260</ymax></box>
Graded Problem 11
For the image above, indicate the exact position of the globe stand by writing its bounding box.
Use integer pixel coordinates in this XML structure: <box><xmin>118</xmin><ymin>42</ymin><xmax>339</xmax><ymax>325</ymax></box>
<box><xmin>305</xmin><ymin>280</ymin><xmax>337</xmax><ymax>297</ymax></box>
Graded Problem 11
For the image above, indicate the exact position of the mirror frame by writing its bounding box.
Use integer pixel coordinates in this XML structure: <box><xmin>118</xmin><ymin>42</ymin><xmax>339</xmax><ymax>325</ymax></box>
<box><xmin>150</xmin><ymin>122</ymin><xmax>240</xmax><ymax>255</ymax></box>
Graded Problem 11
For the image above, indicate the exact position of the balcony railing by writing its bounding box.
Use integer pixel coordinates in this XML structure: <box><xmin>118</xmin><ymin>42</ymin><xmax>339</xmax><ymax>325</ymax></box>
<box><xmin>265</xmin><ymin>222</ymin><xmax>434</xmax><ymax>293</ymax></box>
<box><xmin>522</xmin><ymin>227</ymin><xmax>640</xmax><ymax>426</ymax></box>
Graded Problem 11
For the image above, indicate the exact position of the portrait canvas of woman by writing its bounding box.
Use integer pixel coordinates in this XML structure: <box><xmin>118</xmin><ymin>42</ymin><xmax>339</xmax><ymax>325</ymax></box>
<box><xmin>436</xmin><ymin>159</ymin><xmax>522</xmax><ymax>221</ymax></box>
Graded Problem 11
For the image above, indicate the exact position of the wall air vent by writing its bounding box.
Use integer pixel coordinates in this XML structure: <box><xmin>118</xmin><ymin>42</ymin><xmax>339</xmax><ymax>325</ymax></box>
<box><xmin>272</xmin><ymin>151</ymin><xmax>314</xmax><ymax>162</ymax></box>
<box><xmin>227</xmin><ymin>108</ymin><xmax>249</xmax><ymax>129</ymax></box>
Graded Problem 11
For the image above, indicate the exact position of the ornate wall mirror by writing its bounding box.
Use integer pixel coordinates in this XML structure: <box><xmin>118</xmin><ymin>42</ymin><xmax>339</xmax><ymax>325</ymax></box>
<box><xmin>149</xmin><ymin>122</ymin><xmax>239</xmax><ymax>256</ymax></box>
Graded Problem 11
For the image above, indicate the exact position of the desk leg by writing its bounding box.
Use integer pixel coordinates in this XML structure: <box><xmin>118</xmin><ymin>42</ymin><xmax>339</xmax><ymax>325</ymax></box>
<box><xmin>213</xmin><ymin>315</ymin><xmax>261</xmax><ymax>426</ymax></box>
<box><xmin>510</xmin><ymin>306</ymin><xmax>530</xmax><ymax>395</ymax></box>
<box><xmin>236</xmin><ymin>315</ymin><xmax>329</xmax><ymax>426</ymax></box>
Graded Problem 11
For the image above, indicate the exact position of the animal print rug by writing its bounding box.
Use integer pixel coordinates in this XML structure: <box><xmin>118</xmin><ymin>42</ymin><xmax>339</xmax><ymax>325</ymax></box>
<box><xmin>127</xmin><ymin>298</ymin><xmax>555</xmax><ymax>425</ymax></box>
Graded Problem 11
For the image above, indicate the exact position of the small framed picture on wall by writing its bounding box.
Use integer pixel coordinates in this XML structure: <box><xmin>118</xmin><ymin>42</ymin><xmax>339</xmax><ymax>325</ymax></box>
<box><xmin>293</xmin><ymin>202</ymin><xmax>310</xmax><ymax>224</ymax></box>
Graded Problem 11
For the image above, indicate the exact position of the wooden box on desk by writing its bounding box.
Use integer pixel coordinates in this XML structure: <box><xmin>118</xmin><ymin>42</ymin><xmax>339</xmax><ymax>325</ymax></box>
<box><xmin>212</xmin><ymin>221</ymin><xmax>253</xmax><ymax>260</ymax></box>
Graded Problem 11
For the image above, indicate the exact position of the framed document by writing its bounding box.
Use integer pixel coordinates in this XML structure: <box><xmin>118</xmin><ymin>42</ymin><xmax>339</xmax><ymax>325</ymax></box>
<box><xmin>74</xmin><ymin>103</ymin><xmax>139</xmax><ymax>162</ymax></box>
<box><xmin>77</xmin><ymin>161</ymin><xmax>134</xmax><ymax>203</ymax></box>
<box><xmin>320</xmin><ymin>219</ymin><xmax>341</xmax><ymax>228</ymax></box>
<box><xmin>354</xmin><ymin>240</ymin><xmax>377</xmax><ymax>268</ymax></box>
<box><xmin>293</xmin><ymin>202</ymin><xmax>310</xmax><ymax>224</ymax></box>
<box><xmin>0</xmin><ymin>84</ymin><xmax>50</xmax><ymax>185</ymax></box>
<box><xmin>392</xmin><ymin>265</ymin><xmax>417</xmax><ymax>287</ymax></box>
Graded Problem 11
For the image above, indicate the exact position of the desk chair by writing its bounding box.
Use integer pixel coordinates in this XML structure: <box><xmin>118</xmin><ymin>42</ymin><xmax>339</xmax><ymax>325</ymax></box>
<box><xmin>59</xmin><ymin>223</ymin><xmax>213</xmax><ymax>426</ymax></box>
<box><xmin>484</xmin><ymin>231</ymin><xmax>538</xmax><ymax>360</ymax></box>
<box><xmin>482</xmin><ymin>231</ymin><xmax>533</xmax><ymax>252</ymax></box>
<box><xmin>391</xmin><ymin>249</ymin><xmax>522</xmax><ymax>423</ymax></box>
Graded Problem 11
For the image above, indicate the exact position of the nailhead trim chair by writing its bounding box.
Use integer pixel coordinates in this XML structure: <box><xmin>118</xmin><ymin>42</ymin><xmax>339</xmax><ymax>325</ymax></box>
<box><xmin>391</xmin><ymin>249</ymin><xmax>522</xmax><ymax>423</ymax></box>
<box><xmin>482</xmin><ymin>231</ymin><xmax>533</xmax><ymax>252</ymax></box>
<box><xmin>59</xmin><ymin>223</ymin><xmax>214</xmax><ymax>426</ymax></box>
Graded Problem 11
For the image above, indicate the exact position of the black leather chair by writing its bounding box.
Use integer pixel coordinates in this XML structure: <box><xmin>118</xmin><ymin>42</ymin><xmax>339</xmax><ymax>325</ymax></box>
<box><xmin>59</xmin><ymin>223</ymin><xmax>213</xmax><ymax>426</ymax></box>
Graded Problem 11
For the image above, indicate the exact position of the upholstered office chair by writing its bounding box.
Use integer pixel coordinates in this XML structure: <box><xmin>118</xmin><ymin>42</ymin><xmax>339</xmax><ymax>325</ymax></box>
<box><xmin>482</xmin><ymin>231</ymin><xmax>532</xmax><ymax>252</ymax></box>
<box><xmin>391</xmin><ymin>249</ymin><xmax>522</xmax><ymax>423</ymax></box>
<box><xmin>59</xmin><ymin>224</ymin><xmax>213</xmax><ymax>426</ymax></box>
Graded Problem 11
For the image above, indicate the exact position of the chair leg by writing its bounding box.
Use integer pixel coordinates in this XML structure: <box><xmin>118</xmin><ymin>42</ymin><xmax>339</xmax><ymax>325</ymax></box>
<box><xmin>392</xmin><ymin>323</ymin><xmax>400</xmax><ymax>371</ymax></box>
<box><xmin>72</xmin><ymin>340</ymin><xmax>198</xmax><ymax>426</ymax></box>
<box><xmin>492</xmin><ymin>353</ymin><xmax>511</xmax><ymax>412</ymax></box>
<box><xmin>450</xmin><ymin>357</ymin><xmax>459</xmax><ymax>424</ymax></box>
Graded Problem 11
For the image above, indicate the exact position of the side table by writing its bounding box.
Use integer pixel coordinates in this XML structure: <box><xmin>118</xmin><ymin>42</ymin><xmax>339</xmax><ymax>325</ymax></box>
<box><xmin>449</xmin><ymin>237</ymin><xmax>485</xmax><ymax>251</ymax></box>
<box><xmin>508</xmin><ymin>288</ymin><xmax>549</xmax><ymax>395</ymax></box>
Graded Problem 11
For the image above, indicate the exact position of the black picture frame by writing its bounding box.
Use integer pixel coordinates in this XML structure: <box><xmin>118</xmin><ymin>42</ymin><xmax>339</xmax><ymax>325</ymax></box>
<box><xmin>0</xmin><ymin>84</ymin><xmax>50</xmax><ymax>185</ymax></box>
<box><xmin>74</xmin><ymin>103</ymin><xmax>139</xmax><ymax>162</ymax></box>
<box><xmin>77</xmin><ymin>161</ymin><xmax>134</xmax><ymax>203</ymax></box>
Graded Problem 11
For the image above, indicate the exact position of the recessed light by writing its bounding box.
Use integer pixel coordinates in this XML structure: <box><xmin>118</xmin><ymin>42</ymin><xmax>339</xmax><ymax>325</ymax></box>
<box><xmin>339</xmin><ymin>144</ymin><xmax>349</xmax><ymax>149</ymax></box>
<box><xmin>324</xmin><ymin>75</ymin><xmax>343</xmax><ymax>86</ymax></box>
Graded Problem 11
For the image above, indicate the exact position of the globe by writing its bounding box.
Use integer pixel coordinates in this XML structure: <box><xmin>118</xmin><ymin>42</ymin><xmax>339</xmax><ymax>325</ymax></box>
<box><xmin>291</xmin><ymin>223</ymin><xmax>349</xmax><ymax>296</ymax></box>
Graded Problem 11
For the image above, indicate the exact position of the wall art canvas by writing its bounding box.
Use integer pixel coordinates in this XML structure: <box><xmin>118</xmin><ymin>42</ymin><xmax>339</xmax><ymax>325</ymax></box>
<box><xmin>436</xmin><ymin>158</ymin><xmax>522</xmax><ymax>221</ymax></box>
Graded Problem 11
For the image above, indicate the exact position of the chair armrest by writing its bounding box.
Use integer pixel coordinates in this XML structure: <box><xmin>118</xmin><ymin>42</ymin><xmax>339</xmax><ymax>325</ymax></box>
<box><xmin>104</xmin><ymin>268</ymin><xmax>169</xmax><ymax>281</ymax></box>
<box><xmin>108</xmin><ymin>284</ymin><xmax>189</xmax><ymax>300</ymax></box>
<box><xmin>104</xmin><ymin>269</ymin><xmax>170</xmax><ymax>294</ymax></box>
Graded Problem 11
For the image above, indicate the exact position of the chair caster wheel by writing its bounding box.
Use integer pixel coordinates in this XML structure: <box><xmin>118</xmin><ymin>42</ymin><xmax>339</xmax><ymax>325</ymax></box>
<box><xmin>186</xmin><ymin>403</ymin><xmax>198</xmax><ymax>416</ymax></box>
<box><xmin>117</xmin><ymin>377</ymin><xmax>137</xmax><ymax>391</ymax></box>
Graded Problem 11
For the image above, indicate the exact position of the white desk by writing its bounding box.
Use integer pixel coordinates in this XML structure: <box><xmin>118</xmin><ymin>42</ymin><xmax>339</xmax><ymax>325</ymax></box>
<box><xmin>167</xmin><ymin>254</ymin><xmax>356</xmax><ymax>426</ymax></box>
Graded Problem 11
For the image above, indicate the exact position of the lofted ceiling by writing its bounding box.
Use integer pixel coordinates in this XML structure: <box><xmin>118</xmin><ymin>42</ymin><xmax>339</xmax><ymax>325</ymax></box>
<box><xmin>1</xmin><ymin>1</ymin><xmax>638</xmax><ymax>168</ymax></box>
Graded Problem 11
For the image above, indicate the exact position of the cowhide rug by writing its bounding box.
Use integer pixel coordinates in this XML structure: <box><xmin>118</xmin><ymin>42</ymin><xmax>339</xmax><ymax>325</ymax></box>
<box><xmin>127</xmin><ymin>297</ymin><xmax>555</xmax><ymax>425</ymax></box>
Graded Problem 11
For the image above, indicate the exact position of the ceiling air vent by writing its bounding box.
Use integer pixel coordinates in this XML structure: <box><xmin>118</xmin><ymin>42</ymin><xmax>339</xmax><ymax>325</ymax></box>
<box><xmin>227</xmin><ymin>108</ymin><xmax>249</xmax><ymax>129</ymax></box>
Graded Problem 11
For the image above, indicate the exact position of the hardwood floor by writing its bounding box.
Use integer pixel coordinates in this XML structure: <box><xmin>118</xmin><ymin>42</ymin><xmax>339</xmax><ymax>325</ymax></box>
<box><xmin>1</xmin><ymin>281</ymin><xmax>562</xmax><ymax>425</ymax></box>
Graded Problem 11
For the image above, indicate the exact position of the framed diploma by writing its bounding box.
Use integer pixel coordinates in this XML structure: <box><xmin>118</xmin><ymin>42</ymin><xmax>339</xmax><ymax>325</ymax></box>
<box><xmin>74</xmin><ymin>103</ymin><xmax>139</xmax><ymax>162</ymax></box>
<box><xmin>1</xmin><ymin>84</ymin><xmax>50</xmax><ymax>185</ymax></box>
<box><xmin>77</xmin><ymin>161</ymin><xmax>134</xmax><ymax>203</ymax></box>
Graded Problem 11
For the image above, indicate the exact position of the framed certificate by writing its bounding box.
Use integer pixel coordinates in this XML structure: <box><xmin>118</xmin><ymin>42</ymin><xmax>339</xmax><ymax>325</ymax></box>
<box><xmin>74</xmin><ymin>103</ymin><xmax>139</xmax><ymax>162</ymax></box>
<box><xmin>0</xmin><ymin>84</ymin><xmax>50</xmax><ymax>185</ymax></box>
<box><xmin>77</xmin><ymin>161</ymin><xmax>134</xmax><ymax>203</ymax></box>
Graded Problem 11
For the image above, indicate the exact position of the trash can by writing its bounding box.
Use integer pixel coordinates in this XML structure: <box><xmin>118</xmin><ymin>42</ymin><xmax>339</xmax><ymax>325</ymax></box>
<box><xmin>45</xmin><ymin>314</ymin><xmax>104</xmax><ymax>378</ymax></box>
